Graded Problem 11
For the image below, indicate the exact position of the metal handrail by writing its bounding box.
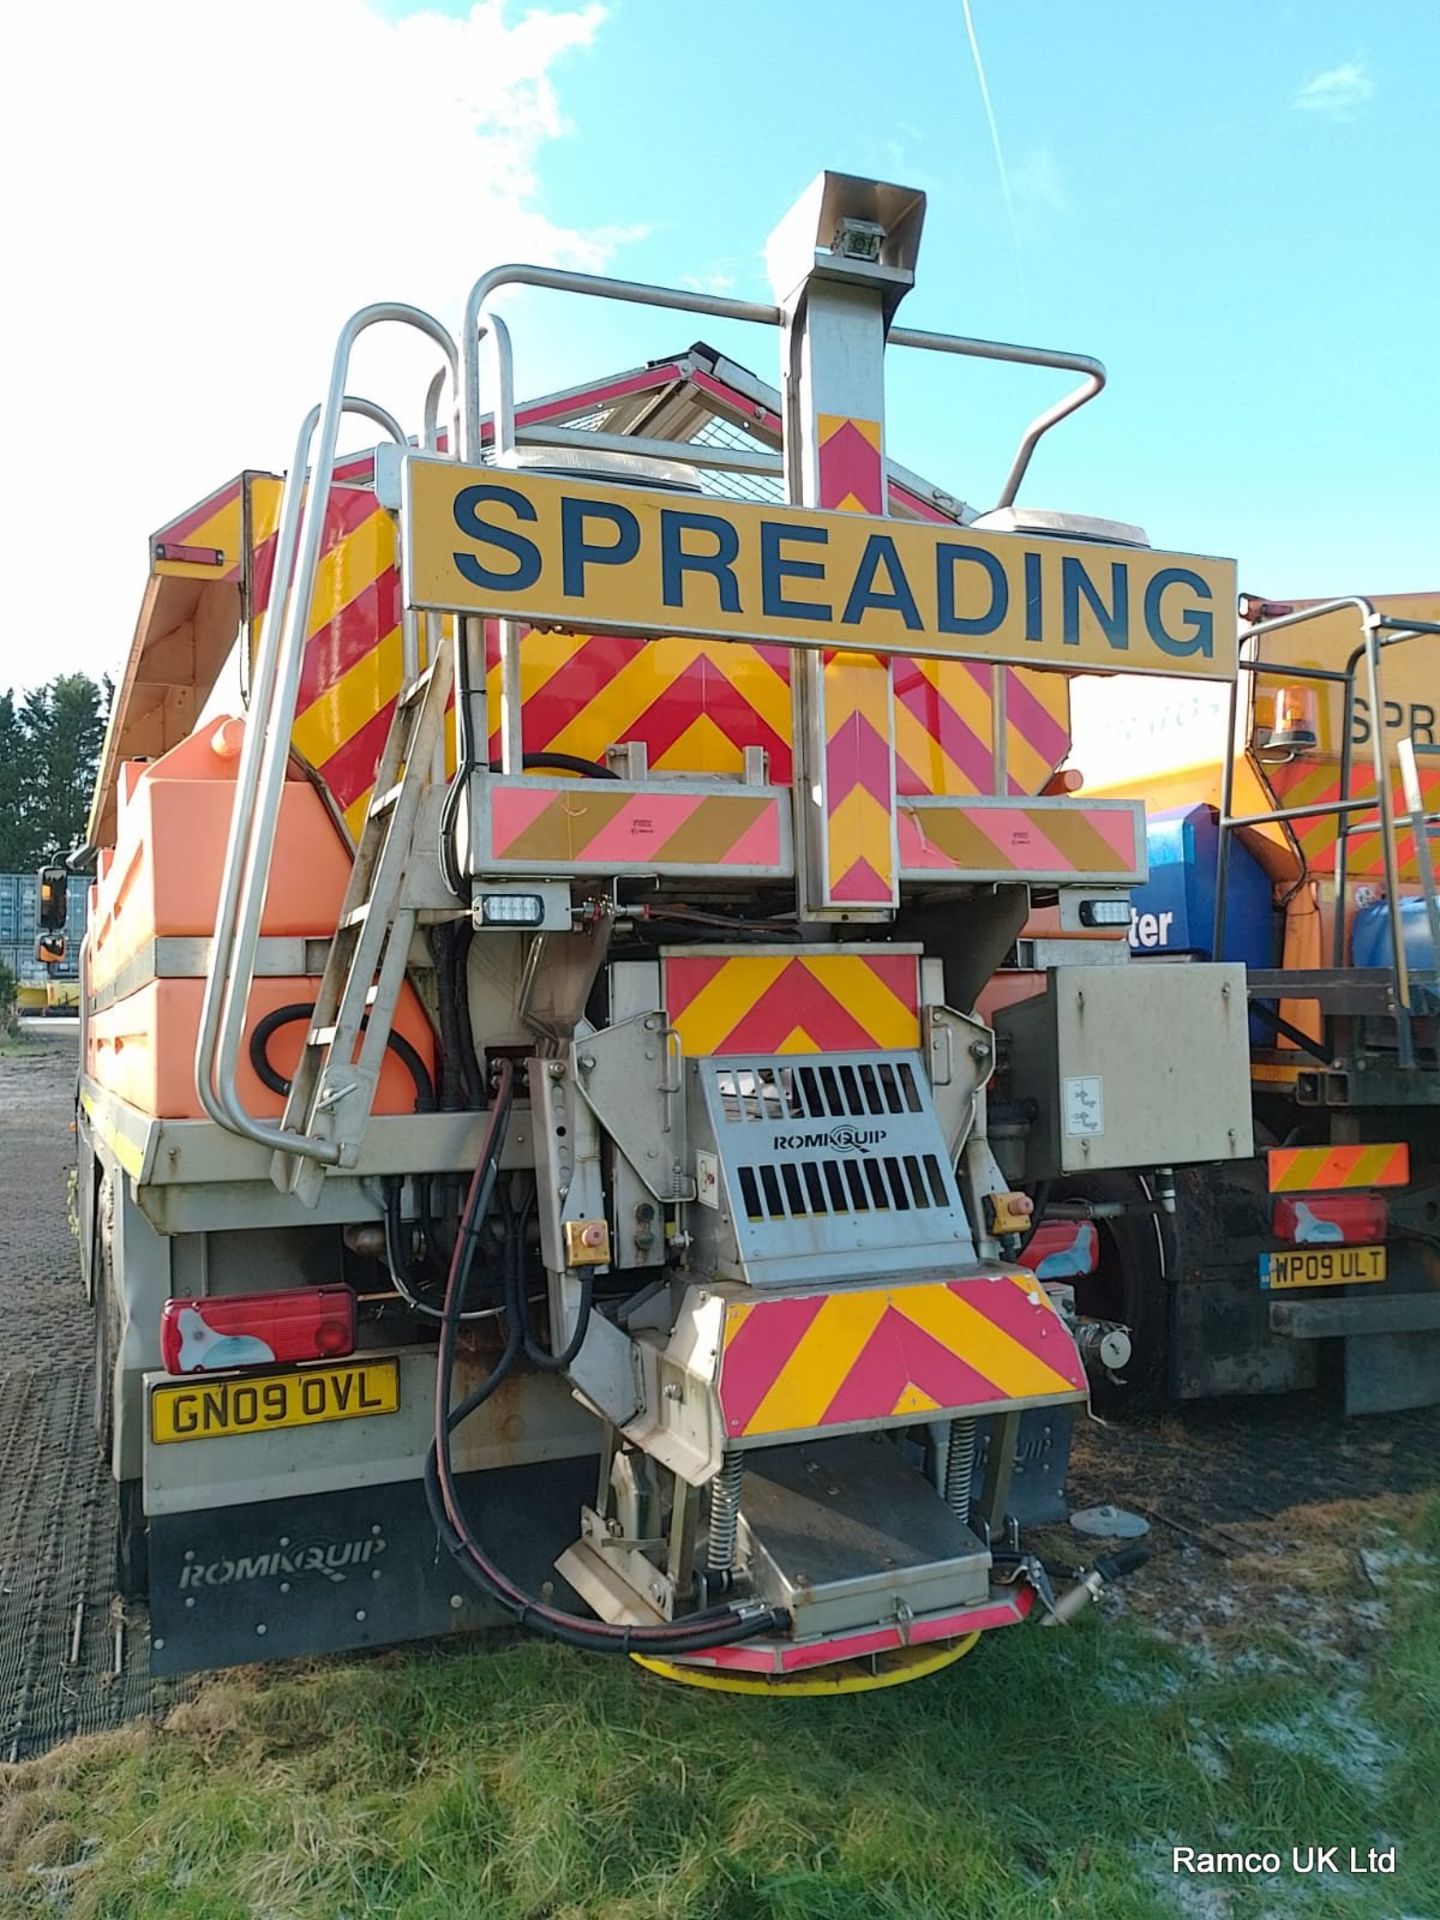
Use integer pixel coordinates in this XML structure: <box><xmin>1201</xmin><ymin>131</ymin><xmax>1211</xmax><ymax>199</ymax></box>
<box><xmin>1214</xmin><ymin>601</ymin><xmax>1440</xmax><ymax>1070</ymax></box>
<box><xmin>196</xmin><ymin>307</ymin><xmax>459</xmax><ymax>1158</ymax></box>
<box><xmin>1332</xmin><ymin>621</ymin><xmax>1440</xmax><ymax>975</ymax></box>
<box><xmin>456</xmin><ymin>264</ymin><xmax>1110</xmax><ymax>771</ymax></box>
<box><xmin>887</xmin><ymin>327</ymin><xmax>1105</xmax><ymax>509</ymax></box>
<box><xmin>1398</xmin><ymin>736</ymin><xmax>1440</xmax><ymax>968</ymax></box>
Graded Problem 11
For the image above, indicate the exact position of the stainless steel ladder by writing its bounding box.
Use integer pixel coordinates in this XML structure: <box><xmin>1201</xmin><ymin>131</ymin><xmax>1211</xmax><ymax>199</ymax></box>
<box><xmin>272</xmin><ymin>644</ymin><xmax>455</xmax><ymax>1202</ymax></box>
<box><xmin>1214</xmin><ymin>599</ymin><xmax>1440</xmax><ymax>1070</ymax></box>
<box><xmin>194</xmin><ymin>304</ymin><xmax>461</xmax><ymax>1181</ymax></box>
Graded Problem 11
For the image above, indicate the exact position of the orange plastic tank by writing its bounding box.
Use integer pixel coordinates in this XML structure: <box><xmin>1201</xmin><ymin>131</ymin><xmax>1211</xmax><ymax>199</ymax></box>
<box><xmin>85</xmin><ymin>717</ymin><xmax>436</xmax><ymax>1120</ymax></box>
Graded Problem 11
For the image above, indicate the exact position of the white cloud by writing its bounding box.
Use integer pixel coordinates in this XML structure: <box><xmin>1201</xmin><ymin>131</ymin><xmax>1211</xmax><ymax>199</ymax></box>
<box><xmin>1293</xmin><ymin>59</ymin><xmax>1375</xmax><ymax>122</ymax></box>
<box><xmin>680</xmin><ymin>266</ymin><xmax>738</xmax><ymax>295</ymax></box>
<box><xmin>1009</xmin><ymin>147</ymin><xmax>1068</xmax><ymax>216</ymax></box>
<box><xmin>0</xmin><ymin>0</ymin><xmax>621</xmax><ymax>692</ymax></box>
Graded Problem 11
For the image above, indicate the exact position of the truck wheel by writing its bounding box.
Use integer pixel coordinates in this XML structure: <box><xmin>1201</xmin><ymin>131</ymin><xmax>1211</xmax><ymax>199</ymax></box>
<box><xmin>1054</xmin><ymin>1171</ymin><xmax>1173</xmax><ymax>1415</ymax></box>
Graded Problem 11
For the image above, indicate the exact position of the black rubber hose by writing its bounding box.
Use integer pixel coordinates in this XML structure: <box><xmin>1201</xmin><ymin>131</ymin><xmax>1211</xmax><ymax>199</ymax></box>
<box><xmin>426</xmin><ymin>1062</ymin><xmax>788</xmax><ymax>1655</ymax></box>
<box><xmin>441</xmin><ymin>748</ymin><xmax>620</xmax><ymax>895</ymax></box>
<box><xmin>498</xmin><ymin>1177</ymin><xmax>594</xmax><ymax>1371</ymax></box>
<box><xmin>522</xmin><ymin>1269</ymin><xmax>595</xmax><ymax>1371</ymax></box>
<box><xmin>382</xmin><ymin>1177</ymin><xmax>500</xmax><ymax>1325</ymax></box>
<box><xmin>249</xmin><ymin>1003</ymin><xmax>436</xmax><ymax>1112</ymax></box>
<box><xmin>428</xmin><ymin>924</ymin><xmax>466</xmax><ymax>1114</ymax></box>
<box><xmin>450</xmin><ymin>923</ymin><xmax>487</xmax><ymax>1111</ymax></box>
<box><xmin>501</xmin><ymin>753</ymin><xmax>620</xmax><ymax>781</ymax></box>
<box><xmin>1095</xmin><ymin>1544</ymin><xmax>1152</xmax><ymax>1582</ymax></box>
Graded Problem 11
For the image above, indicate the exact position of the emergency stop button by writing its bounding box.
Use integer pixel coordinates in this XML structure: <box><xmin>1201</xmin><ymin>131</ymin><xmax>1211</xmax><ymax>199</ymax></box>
<box><xmin>984</xmin><ymin>1192</ymin><xmax>1035</xmax><ymax>1237</ymax></box>
<box><xmin>563</xmin><ymin>1219</ymin><xmax>611</xmax><ymax>1267</ymax></box>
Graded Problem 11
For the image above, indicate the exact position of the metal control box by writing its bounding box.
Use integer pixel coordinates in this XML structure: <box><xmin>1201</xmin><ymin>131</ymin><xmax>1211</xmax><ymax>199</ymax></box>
<box><xmin>996</xmin><ymin>962</ymin><xmax>1254</xmax><ymax>1179</ymax></box>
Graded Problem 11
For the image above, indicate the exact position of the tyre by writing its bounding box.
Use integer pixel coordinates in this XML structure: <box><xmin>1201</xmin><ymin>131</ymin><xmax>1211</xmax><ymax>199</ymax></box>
<box><xmin>1053</xmin><ymin>1170</ymin><xmax>1173</xmax><ymax>1415</ymax></box>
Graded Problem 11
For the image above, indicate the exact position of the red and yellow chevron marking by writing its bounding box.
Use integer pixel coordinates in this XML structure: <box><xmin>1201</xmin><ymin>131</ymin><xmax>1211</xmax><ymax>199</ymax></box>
<box><xmin>824</xmin><ymin>644</ymin><xmax>899</xmax><ymax>903</ymax></box>
<box><xmin>813</xmin><ymin>415</ymin><xmax>898</xmax><ymax>909</ymax></box>
<box><xmin>893</xmin><ymin>660</ymin><xmax>1072</xmax><ymax>797</ymax></box>
<box><xmin>151</xmin><ymin>478</ymin><xmax>247</xmax><ymax>582</ymax></box>
<box><xmin>817</xmin><ymin>413</ymin><xmax>884</xmax><ymax>515</ymax></box>
<box><xmin>1266</xmin><ymin>759</ymin><xmax>1440</xmax><ymax>882</ymax></box>
<box><xmin>718</xmin><ymin>1273</ymin><xmax>1085</xmax><ymax>1440</ymax></box>
<box><xmin>898</xmin><ymin>799</ymin><xmax>1142</xmax><ymax>880</ymax></box>
<box><xmin>1267</xmin><ymin>1142</ymin><xmax>1410</xmax><ymax>1193</ymax></box>
<box><xmin>663</xmin><ymin>950</ymin><xmax>920</xmax><ymax>1056</ymax></box>
<box><xmin>486</xmin><ymin>783</ymin><xmax>783</xmax><ymax>871</ymax></box>
<box><xmin>484</xmin><ymin>628</ymin><xmax>794</xmax><ymax>781</ymax></box>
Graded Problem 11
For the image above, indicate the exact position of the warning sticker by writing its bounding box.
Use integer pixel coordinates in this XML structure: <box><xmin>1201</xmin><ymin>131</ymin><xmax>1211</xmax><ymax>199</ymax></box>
<box><xmin>1063</xmin><ymin>1076</ymin><xmax>1104</xmax><ymax>1137</ymax></box>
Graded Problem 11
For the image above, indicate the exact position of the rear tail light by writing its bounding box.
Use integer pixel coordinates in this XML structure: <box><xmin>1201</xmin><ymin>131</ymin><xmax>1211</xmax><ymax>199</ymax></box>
<box><xmin>1022</xmin><ymin>1220</ymin><xmax>1100</xmax><ymax>1281</ymax></box>
<box><xmin>1273</xmin><ymin>1195</ymin><xmax>1387</xmax><ymax>1247</ymax></box>
<box><xmin>160</xmin><ymin>1286</ymin><xmax>356</xmax><ymax>1374</ymax></box>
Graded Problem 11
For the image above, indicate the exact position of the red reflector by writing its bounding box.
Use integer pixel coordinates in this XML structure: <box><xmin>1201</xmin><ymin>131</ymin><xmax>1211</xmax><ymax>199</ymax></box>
<box><xmin>1273</xmin><ymin>1195</ymin><xmax>1387</xmax><ymax>1247</ymax></box>
<box><xmin>160</xmin><ymin>1286</ymin><xmax>356</xmax><ymax>1374</ymax></box>
<box><xmin>1022</xmin><ymin>1220</ymin><xmax>1100</xmax><ymax>1280</ymax></box>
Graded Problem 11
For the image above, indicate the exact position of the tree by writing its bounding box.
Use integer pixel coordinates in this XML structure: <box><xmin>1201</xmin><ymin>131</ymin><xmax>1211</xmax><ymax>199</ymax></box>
<box><xmin>0</xmin><ymin>690</ymin><xmax>38</xmax><ymax>869</ymax></box>
<box><xmin>0</xmin><ymin>673</ymin><xmax>111</xmax><ymax>869</ymax></box>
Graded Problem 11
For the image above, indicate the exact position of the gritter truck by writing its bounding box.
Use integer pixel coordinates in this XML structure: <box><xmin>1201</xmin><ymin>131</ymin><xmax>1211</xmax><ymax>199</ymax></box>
<box><xmin>1020</xmin><ymin>592</ymin><xmax>1439</xmax><ymax>1416</ymax></box>
<box><xmin>77</xmin><ymin>171</ymin><xmax>1254</xmax><ymax>1688</ymax></box>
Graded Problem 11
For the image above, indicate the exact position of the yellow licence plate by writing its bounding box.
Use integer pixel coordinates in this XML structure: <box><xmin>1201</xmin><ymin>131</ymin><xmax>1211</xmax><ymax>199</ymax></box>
<box><xmin>150</xmin><ymin>1358</ymin><xmax>400</xmax><ymax>1445</ymax></box>
<box><xmin>1259</xmin><ymin>1246</ymin><xmax>1387</xmax><ymax>1291</ymax></box>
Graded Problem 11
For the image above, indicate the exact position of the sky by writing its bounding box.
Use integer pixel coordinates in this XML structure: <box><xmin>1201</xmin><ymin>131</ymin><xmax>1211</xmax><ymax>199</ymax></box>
<box><xmin>1</xmin><ymin>0</ymin><xmax>1436</xmax><ymax>736</ymax></box>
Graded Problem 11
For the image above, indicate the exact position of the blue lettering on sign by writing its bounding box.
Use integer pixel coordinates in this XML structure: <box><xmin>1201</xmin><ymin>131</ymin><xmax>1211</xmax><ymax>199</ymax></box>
<box><xmin>659</xmin><ymin>509</ymin><xmax>742</xmax><ymax>613</ymax></box>
<box><xmin>936</xmin><ymin>543</ymin><xmax>1009</xmax><ymax>635</ymax></box>
<box><xmin>1062</xmin><ymin>557</ymin><xmax>1130</xmax><ymax>651</ymax></box>
<box><xmin>561</xmin><ymin>496</ymin><xmax>641</xmax><ymax>598</ymax></box>
<box><xmin>452</xmin><ymin>483</ymin><xmax>541</xmax><ymax>591</ymax></box>
<box><xmin>841</xmin><ymin>534</ymin><xmax>923</xmax><ymax>629</ymax></box>
<box><xmin>1023</xmin><ymin>551</ymin><xmax>1043</xmax><ymax>642</ymax></box>
<box><xmin>760</xmin><ymin>521</ymin><xmax>830</xmax><ymax>622</ymax></box>
<box><xmin>1144</xmin><ymin>568</ymin><xmax>1214</xmax><ymax>659</ymax></box>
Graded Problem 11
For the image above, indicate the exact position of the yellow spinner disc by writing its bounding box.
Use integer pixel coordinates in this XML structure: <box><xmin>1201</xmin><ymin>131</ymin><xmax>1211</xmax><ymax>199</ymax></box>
<box><xmin>631</xmin><ymin>1632</ymin><xmax>981</xmax><ymax>1697</ymax></box>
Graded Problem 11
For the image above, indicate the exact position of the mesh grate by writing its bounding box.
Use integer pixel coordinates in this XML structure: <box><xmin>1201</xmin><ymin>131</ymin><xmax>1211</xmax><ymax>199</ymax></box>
<box><xmin>737</xmin><ymin>1151</ymin><xmax>950</xmax><ymax>1223</ymax></box>
<box><xmin>691</xmin><ymin>1050</ymin><xmax>979</xmax><ymax>1287</ymax></box>
<box><xmin>688</xmin><ymin>415</ymin><xmax>786</xmax><ymax>505</ymax></box>
<box><xmin>716</xmin><ymin>1059</ymin><xmax>923</xmax><ymax>1123</ymax></box>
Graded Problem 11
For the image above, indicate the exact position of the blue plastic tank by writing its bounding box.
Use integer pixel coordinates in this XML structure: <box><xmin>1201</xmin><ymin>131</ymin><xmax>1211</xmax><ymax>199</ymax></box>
<box><xmin>1126</xmin><ymin>806</ymin><xmax>1278</xmax><ymax>1043</ymax></box>
<box><xmin>1352</xmin><ymin>898</ymin><xmax>1439</xmax><ymax>973</ymax></box>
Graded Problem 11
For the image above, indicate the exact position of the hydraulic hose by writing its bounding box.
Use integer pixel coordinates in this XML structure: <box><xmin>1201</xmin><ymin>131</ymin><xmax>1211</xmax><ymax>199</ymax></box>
<box><xmin>381</xmin><ymin>1176</ymin><xmax>501</xmax><ymax>1326</ymax></box>
<box><xmin>500</xmin><ymin>1179</ymin><xmax>594</xmax><ymax>1370</ymax></box>
<box><xmin>521</xmin><ymin>1270</ymin><xmax>594</xmax><ymax>1369</ymax></box>
<box><xmin>250</xmin><ymin>1003</ymin><xmax>436</xmax><ymax>1111</ymax></box>
<box><xmin>425</xmin><ymin>1058</ymin><xmax>789</xmax><ymax>1655</ymax></box>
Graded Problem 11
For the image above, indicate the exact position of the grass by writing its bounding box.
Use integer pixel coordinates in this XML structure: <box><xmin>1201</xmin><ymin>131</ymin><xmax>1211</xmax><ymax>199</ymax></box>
<box><xmin>3</xmin><ymin>1497</ymin><xmax>1437</xmax><ymax>1920</ymax></box>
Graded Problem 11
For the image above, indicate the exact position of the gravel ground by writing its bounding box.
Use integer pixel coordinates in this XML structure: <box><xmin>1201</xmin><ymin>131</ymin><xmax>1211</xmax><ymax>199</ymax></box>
<box><xmin>0</xmin><ymin>1023</ymin><xmax>191</xmax><ymax>1761</ymax></box>
<box><xmin>0</xmin><ymin>1021</ymin><xmax>81</xmax><ymax>1365</ymax></box>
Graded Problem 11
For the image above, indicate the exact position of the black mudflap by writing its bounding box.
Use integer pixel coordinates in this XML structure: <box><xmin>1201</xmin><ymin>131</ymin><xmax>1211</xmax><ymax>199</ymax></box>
<box><xmin>148</xmin><ymin>1458</ymin><xmax>595</xmax><ymax>1675</ymax></box>
<box><xmin>974</xmin><ymin>1407</ymin><xmax>1076</xmax><ymax>1527</ymax></box>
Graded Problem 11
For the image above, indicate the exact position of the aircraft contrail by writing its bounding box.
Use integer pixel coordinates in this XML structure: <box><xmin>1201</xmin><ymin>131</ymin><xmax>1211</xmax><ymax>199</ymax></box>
<box><xmin>959</xmin><ymin>0</ymin><xmax>1027</xmax><ymax>299</ymax></box>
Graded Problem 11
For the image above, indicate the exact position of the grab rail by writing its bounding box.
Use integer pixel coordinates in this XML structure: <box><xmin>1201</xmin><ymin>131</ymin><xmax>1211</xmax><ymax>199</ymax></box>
<box><xmin>196</xmin><ymin>307</ymin><xmax>459</xmax><ymax>1158</ymax></box>
<box><xmin>1214</xmin><ymin>601</ymin><xmax>1440</xmax><ymax>1070</ymax></box>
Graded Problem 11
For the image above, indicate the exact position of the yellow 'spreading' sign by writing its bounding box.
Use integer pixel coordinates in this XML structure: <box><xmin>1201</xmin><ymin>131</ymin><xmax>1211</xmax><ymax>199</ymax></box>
<box><xmin>403</xmin><ymin>459</ymin><xmax>1238</xmax><ymax>680</ymax></box>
